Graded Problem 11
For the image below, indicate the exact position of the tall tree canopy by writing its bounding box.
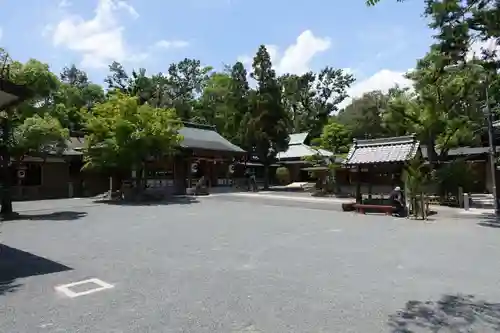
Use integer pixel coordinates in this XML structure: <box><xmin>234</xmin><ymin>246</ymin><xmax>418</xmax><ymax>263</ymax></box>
<box><xmin>3</xmin><ymin>3</ymin><xmax>499</xmax><ymax>213</ymax></box>
<box><xmin>280</xmin><ymin>68</ymin><xmax>354</xmax><ymax>137</ymax></box>
<box><xmin>0</xmin><ymin>49</ymin><xmax>70</xmax><ymax>214</ymax></box>
<box><xmin>248</xmin><ymin>45</ymin><xmax>290</xmax><ymax>188</ymax></box>
<box><xmin>84</xmin><ymin>92</ymin><xmax>182</xmax><ymax>174</ymax></box>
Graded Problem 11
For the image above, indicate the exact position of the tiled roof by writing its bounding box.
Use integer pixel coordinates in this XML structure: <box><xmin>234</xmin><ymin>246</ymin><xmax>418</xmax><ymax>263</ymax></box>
<box><xmin>277</xmin><ymin>144</ymin><xmax>333</xmax><ymax>160</ymax></box>
<box><xmin>343</xmin><ymin>135</ymin><xmax>419</xmax><ymax>165</ymax></box>
<box><xmin>289</xmin><ymin>132</ymin><xmax>309</xmax><ymax>145</ymax></box>
<box><xmin>0</xmin><ymin>78</ymin><xmax>31</xmax><ymax>109</ymax></box>
<box><xmin>179</xmin><ymin>123</ymin><xmax>245</xmax><ymax>153</ymax></box>
<box><xmin>56</xmin><ymin>136</ymin><xmax>84</xmax><ymax>156</ymax></box>
<box><xmin>420</xmin><ymin>145</ymin><xmax>500</xmax><ymax>158</ymax></box>
<box><xmin>61</xmin><ymin>123</ymin><xmax>246</xmax><ymax>156</ymax></box>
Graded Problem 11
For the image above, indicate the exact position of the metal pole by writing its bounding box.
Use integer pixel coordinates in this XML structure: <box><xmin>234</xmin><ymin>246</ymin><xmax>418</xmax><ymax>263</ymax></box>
<box><xmin>485</xmin><ymin>85</ymin><xmax>500</xmax><ymax>217</ymax></box>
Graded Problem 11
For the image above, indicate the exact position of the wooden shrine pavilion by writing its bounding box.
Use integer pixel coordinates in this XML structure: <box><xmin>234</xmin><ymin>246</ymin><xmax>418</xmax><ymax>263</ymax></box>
<box><xmin>173</xmin><ymin>122</ymin><xmax>246</xmax><ymax>193</ymax></box>
<box><xmin>343</xmin><ymin>135</ymin><xmax>421</xmax><ymax>203</ymax></box>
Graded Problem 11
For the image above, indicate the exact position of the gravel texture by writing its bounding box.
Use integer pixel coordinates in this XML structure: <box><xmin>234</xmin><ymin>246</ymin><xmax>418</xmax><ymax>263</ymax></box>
<box><xmin>1</xmin><ymin>195</ymin><xmax>499</xmax><ymax>332</ymax></box>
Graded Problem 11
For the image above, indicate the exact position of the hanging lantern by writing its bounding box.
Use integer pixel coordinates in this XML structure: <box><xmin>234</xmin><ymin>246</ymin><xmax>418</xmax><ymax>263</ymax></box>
<box><xmin>228</xmin><ymin>164</ymin><xmax>235</xmax><ymax>174</ymax></box>
<box><xmin>191</xmin><ymin>162</ymin><xmax>199</xmax><ymax>173</ymax></box>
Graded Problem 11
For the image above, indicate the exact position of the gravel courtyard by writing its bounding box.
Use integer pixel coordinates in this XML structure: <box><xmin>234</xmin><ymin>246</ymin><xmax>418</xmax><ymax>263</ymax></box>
<box><xmin>1</xmin><ymin>195</ymin><xmax>500</xmax><ymax>332</ymax></box>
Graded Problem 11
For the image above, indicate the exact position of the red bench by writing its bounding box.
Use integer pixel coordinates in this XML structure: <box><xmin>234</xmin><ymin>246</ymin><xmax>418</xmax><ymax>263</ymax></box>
<box><xmin>353</xmin><ymin>204</ymin><xmax>395</xmax><ymax>215</ymax></box>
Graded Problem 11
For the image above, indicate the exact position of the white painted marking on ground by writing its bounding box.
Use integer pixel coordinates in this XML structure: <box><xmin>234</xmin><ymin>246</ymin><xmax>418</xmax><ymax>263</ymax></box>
<box><xmin>327</xmin><ymin>228</ymin><xmax>342</xmax><ymax>233</ymax></box>
<box><xmin>55</xmin><ymin>278</ymin><xmax>114</xmax><ymax>298</ymax></box>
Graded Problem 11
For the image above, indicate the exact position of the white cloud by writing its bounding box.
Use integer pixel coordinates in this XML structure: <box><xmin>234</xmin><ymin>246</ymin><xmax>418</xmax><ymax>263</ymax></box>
<box><xmin>155</xmin><ymin>40</ymin><xmax>190</xmax><ymax>49</ymax></box>
<box><xmin>467</xmin><ymin>37</ymin><xmax>500</xmax><ymax>60</ymax></box>
<box><xmin>114</xmin><ymin>0</ymin><xmax>139</xmax><ymax>19</ymax></box>
<box><xmin>339</xmin><ymin>69</ymin><xmax>412</xmax><ymax>109</ymax></box>
<box><xmin>277</xmin><ymin>31</ymin><xmax>330</xmax><ymax>74</ymax></box>
<box><xmin>238</xmin><ymin>30</ymin><xmax>331</xmax><ymax>75</ymax></box>
<box><xmin>41</xmin><ymin>24</ymin><xmax>54</xmax><ymax>38</ymax></box>
<box><xmin>0</xmin><ymin>27</ymin><xmax>3</xmax><ymax>42</ymax></box>
<box><xmin>58</xmin><ymin>0</ymin><xmax>71</xmax><ymax>8</ymax></box>
<box><xmin>50</xmin><ymin>0</ymin><xmax>144</xmax><ymax>68</ymax></box>
<box><xmin>237</xmin><ymin>29</ymin><xmax>410</xmax><ymax>110</ymax></box>
<box><xmin>237</xmin><ymin>55</ymin><xmax>252</xmax><ymax>65</ymax></box>
<box><xmin>336</xmin><ymin>38</ymin><xmax>500</xmax><ymax>111</ymax></box>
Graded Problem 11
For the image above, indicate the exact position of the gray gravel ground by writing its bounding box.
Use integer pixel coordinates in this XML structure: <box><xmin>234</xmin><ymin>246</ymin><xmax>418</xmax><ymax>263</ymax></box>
<box><xmin>1</xmin><ymin>195</ymin><xmax>500</xmax><ymax>333</ymax></box>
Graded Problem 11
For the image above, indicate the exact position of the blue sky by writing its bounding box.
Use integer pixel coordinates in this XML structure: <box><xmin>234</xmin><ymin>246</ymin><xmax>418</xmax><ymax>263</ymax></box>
<box><xmin>0</xmin><ymin>0</ymin><xmax>434</xmax><ymax>105</ymax></box>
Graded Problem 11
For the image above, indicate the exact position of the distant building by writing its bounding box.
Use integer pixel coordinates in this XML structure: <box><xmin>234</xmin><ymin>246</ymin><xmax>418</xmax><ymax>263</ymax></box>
<box><xmin>10</xmin><ymin>122</ymin><xmax>246</xmax><ymax>200</ymax></box>
<box><xmin>276</xmin><ymin>132</ymin><xmax>334</xmax><ymax>182</ymax></box>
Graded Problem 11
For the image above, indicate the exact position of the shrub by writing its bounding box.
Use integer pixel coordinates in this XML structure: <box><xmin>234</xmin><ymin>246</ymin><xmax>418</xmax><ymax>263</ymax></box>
<box><xmin>275</xmin><ymin>167</ymin><xmax>290</xmax><ymax>185</ymax></box>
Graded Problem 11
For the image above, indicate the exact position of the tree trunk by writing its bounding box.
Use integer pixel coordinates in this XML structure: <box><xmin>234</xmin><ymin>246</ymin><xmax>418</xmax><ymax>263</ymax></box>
<box><xmin>426</xmin><ymin>136</ymin><xmax>443</xmax><ymax>197</ymax></box>
<box><xmin>263</xmin><ymin>164</ymin><xmax>269</xmax><ymax>190</ymax></box>
<box><xmin>426</xmin><ymin>136</ymin><xmax>438</xmax><ymax>166</ymax></box>
<box><xmin>420</xmin><ymin>192</ymin><xmax>426</xmax><ymax>220</ymax></box>
<box><xmin>0</xmin><ymin>116</ymin><xmax>12</xmax><ymax>216</ymax></box>
<box><xmin>0</xmin><ymin>158</ymin><xmax>13</xmax><ymax>215</ymax></box>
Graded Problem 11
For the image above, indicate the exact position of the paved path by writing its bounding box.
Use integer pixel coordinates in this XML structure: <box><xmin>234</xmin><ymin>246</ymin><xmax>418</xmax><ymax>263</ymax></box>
<box><xmin>9</xmin><ymin>193</ymin><xmax>493</xmax><ymax>220</ymax></box>
<box><xmin>12</xmin><ymin>198</ymin><xmax>100</xmax><ymax>213</ymax></box>
<box><xmin>2</xmin><ymin>196</ymin><xmax>500</xmax><ymax>332</ymax></box>
<box><xmin>217</xmin><ymin>191</ymin><xmax>352</xmax><ymax>203</ymax></box>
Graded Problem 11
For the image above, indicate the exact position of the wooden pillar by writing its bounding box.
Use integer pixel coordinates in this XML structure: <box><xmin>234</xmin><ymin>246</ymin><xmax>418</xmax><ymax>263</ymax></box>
<box><xmin>367</xmin><ymin>165</ymin><xmax>373</xmax><ymax>199</ymax></box>
<box><xmin>212</xmin><ymin>160</ymin><xmax>217</xmax><ymax>187</ymax></box>
<box><xmin>172</xmin><ymin>155</ymin><xmax>184</xmax><ymax>195</ymax></box>
<box><xmin>356</xmin><ymin>165</ymin><xmax>362</xmax><ymax>204</ymax></box>
<box><xmin>206</xmin><ymin>160</ymin><xmax>212</xmax><ymax>188</ymax></box>
<box><xmin>187</xmin><ymin>157</ymin><xmax>193</xmax><ymax>189</ymax></box>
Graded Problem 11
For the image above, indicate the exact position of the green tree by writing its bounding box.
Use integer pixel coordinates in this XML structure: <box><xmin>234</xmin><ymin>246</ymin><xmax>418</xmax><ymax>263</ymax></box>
<box><xmin>60</xmin><ymin>64</ymin><xmax>89</xmax><ymax>87</ymax></box>
<box><xmin>311</xmin><ymin>67</ymin><xmax>355</xmax><ymax>137</ymax></box>
<box><xmin>105</xmin><ymin>61</ymin><xmax>131</xmax><ymax>93</ymax></box>
<box><xmin>382</xmin><ymin>48</ymin><xmax>485</xmax><ymax>163</ymax></box>
<box><xmin>105</xmin><ymin>63</ymin><xmax>156</xmax><ymax>106</ymax></box>
<box><xmin>280</xmin><ymin>68</ymin><xmax>354</xmax><ymax>137</ymax></box>
<box><xmin>337</xmin><ymin>90</ymin><xmax>389</xmax><ymax>139</ymax></box>
<box><xmin>380</xmin><ymin>88</ymin><xmax>419</xmax><ymax>137</ymax></box>
<box><xmin>228</xmin><ymin>61</ymin><xmax>251</xmax><ymax>147</ymax></box>
<box><xmin>167</xmin><ymin>58</ymin><xmax>212</xmax><ymax>120</ymax></box>
<box><xmin>83</xmin><ymin>92</ymin><xmax>182</xmax><ymax>188</ymax></box>
<box><xmin>367</xmin><ymin>0</ymin><xmax>500</xmax><ymax>106</ymax></box>
<box><xmin>55</xmin><ymin>64</ymin><xmax>105</xmax><ymax>130</ymax></box>
<box><xmin>248</xmin><ymin>45</ymin><xmax>290</xmax><ymax>188</ymax></box>
<box><xmin>0</xmin><ymin>51</ymin><xmax>69</xmax><ymax>215</ymax></box>
<box><xmin>279</xmin><ymin>72</ymin><xmax>316</xmax><ymax>133</ymax></box>
<box><xmin>318</xmin><ymin>120</ymin><xmax>351</xmax><ymax>154</ymax></box>
<box><xmin>366</xmin><ymin>0</ymin><xmax>404</xmax><ymax>5</ymax></box>
<box><xmin>196</xmin><ymin>72</ymin><xmax>233</xmax><ymax>128</ymax></box>
<box><xmin>104</xmin><ymin>59</ymin><xmax>214</xmax><ymax>122</ymax></box>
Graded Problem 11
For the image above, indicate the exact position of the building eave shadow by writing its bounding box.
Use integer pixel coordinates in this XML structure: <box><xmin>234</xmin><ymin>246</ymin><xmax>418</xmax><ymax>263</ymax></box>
<box><xmin>94</xmin><ymin>196</ymin><xmax>199</xmax><ymax>206</ymax></box>
<box><xmin>15</xmin><ymin>211</ymin><xmax>88</xmax><ymax>221</ymax></box>
<box><xmin>0</xmin><ymin>244</ymin><xmax>72</xmax><ymax>296</ymax></box>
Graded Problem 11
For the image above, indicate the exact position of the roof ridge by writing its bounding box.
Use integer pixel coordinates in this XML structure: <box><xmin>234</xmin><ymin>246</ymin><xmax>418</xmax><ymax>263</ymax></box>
<box><xmin>289</xmin><ymin>132</ymin><xmax>310</xmax><ymax>144</ymax></box>
<box><xmin>344</xmin><ymin>135</ymin><xmax>420</xmax><ymax>165</ymax></box>
<box><xmin>354</xmin><ymin>134</ymin><xmax>416</xmax><ymax>147</ymax></box>
<box><xmin>182</xmin><ymin>121</ymin><xmax>216</xmax><ymax>131</ymax></box>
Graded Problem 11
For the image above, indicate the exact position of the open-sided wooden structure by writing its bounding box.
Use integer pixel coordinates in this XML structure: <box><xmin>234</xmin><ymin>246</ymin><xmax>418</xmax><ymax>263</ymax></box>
<box><xmin>276</xmin><ymin>132</ymin><xmax>334</xmax><ymax>183</ymax></box>
<box><xmin>343</xmin><ymin>135</ymin><xmax>420</xmax><ymax>203</ymax></box>
<box><xmin>174</xmin><ymin>122</ymin><xmax>246</xmax><ymax>194</ymax></box>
